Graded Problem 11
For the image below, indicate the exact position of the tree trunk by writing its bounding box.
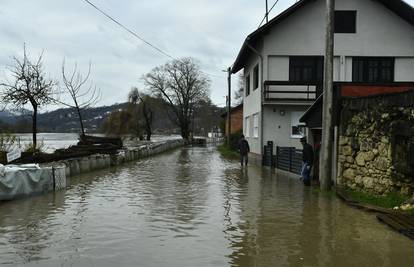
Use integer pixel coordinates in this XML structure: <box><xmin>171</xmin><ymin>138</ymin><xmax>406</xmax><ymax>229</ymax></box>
<box><xmin>76</xmin><ymin>106</ymin><xmax>85</xmax><ymax>136</ymax></box>
<box><xmin>32</xmin><ymin>105</ymin><xmax>38</xmax><ymax>151</ymax></box>
<box><xmin>181</xmin><ymin>120</ymin><xmax>190</xmax><ymax>140</ymax></box>
<box><xmin>143</xmin><ymin>103</ymin><xmax>152</xmax><ymax>141</ymax></box>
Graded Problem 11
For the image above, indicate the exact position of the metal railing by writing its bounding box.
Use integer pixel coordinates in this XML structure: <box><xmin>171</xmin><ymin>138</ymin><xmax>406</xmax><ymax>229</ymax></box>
<box><xmin>264</xmin><ymin>81</ymin><xmax>322</xmax><ymax>101</ymax></box>
<box><xmin>276</xmin><ymin>146</ymin><xmax>303</xmax><ymax>175</ymax></box>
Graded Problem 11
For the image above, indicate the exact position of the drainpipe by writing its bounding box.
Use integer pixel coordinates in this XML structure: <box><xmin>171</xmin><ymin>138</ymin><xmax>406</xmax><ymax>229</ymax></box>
<box><xmin>245</xmin><ymin>38</ymin><xmax>265</xmax><ymax>156</ymax></box>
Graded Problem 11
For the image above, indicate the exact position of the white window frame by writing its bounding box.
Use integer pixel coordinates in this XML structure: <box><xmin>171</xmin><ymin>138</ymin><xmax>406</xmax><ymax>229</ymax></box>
<box><xmin>291</xmin><ymin>111</ymin><xmax>305</xmax><ymax>138</ymax></box>
<box><xmin>253</xmin><ymin>113</ymin><xmax>259</xmax><ymax>138</ymax></box>
<box><xmin>245</xmin><ymin>116</ymin><xmax>250</xmax><ymax>137</ymax></box>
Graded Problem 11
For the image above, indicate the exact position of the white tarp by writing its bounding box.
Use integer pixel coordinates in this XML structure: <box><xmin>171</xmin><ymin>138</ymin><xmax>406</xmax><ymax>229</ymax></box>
<box><xmin>0</xmin><ymin>164</ymin><xmax>55</xmax><ymax>200</ymax></box>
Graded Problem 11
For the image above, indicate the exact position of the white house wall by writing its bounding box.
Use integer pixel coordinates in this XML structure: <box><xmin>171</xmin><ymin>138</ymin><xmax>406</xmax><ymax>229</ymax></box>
<box><xmin>263</xmin><ymin>0</ymin><xmax>414</xmax><ymax>81</ymax></box>
<box><xmin>243</xmin><ymin>53</ymin><xmax>262</xmax><ymax>155</ymax></box>
<box><xmin>263</xmin><ymin>105</ymin><xmax>308</xmax><ymax>152</ymax></box>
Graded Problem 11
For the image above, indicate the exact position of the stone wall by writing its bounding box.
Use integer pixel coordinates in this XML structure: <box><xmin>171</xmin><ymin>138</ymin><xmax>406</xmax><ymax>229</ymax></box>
<box><xmin>337</xmin><ymin>92</ymin><xmax>414</xmax><ymax>196</ymax></box>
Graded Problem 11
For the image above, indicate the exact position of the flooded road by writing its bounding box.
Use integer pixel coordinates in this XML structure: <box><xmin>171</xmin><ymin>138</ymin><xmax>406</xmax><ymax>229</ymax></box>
<box><xmin>0</xmin><ymin>146</ymin><xmax>413</xmax><ymax>267</ymax></box>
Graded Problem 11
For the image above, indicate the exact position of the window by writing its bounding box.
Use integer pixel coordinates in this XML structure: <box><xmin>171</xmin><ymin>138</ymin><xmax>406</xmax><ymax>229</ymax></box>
<box><xmin>245</xmin><ymin>75</ymin><xmax>250</xmax><ymax>96</ymax></box>
<box><xmin>253</xmin><ymin>113</ymin><xmax>259</xmax><ymax>138</ymax></box>
<box><xmin>335</xmin><ymin>11</ymin><xmax>357</xmax><ymax>33</ymax></box>
<box><xmin>352</xmin><ymin>57</ymin><xmax>395</xmax><ymax>82</ymax></box>
<box><xmin>245</xmin><ymin>116</ymin><xmax>250</xmax><ymax>137</ymax></box>
<box><xmin>289</xmin><ymin>56</ymin><xmax>324</xmax><ymax>83</ymax></box>
<box><xmin>253</xmin><ymin>64</ymin><xmax>259</xmax><ymax>90</ymax></box>
<box><xmin>291</xmin><ymin>111</ymin><xmax>305</xmax><ymax>138</ymax></box>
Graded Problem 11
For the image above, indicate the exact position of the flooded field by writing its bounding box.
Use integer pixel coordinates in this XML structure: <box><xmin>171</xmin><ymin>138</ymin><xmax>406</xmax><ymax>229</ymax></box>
<box><xmin>0</xmin><ymin>146</ymin><xmax>413</xmax><ymax>267</ymax></box>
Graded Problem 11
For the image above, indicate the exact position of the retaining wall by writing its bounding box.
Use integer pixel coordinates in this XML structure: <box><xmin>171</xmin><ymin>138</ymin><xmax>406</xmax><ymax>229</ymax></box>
<box><xmin>0</xmin><ymin>139</ymin><xmax>186</xmax><ymax>201</ymax></box>
<box><xmin>337</xmin><ymin>93</ymin><xmax>414</xmax><ymax>197</ymax></box>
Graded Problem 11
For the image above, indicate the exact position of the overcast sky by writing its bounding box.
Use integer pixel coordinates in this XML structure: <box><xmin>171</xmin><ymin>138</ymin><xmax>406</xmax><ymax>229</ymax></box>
<box><xmin>0</xmin><ymin>0</ymin><xmax>413</xmax><ymax>110</ymax></box>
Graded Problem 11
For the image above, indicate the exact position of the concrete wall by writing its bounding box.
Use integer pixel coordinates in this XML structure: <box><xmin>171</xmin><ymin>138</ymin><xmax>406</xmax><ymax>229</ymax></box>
<box><xmin>0</xmin><ymin>140</ymin><xmax>186</xmax><ymax>201</ymax></box>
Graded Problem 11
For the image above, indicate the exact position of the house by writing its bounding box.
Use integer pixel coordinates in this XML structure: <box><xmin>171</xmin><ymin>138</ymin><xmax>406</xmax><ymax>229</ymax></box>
<box><xmin>231</xmin><ymin>0</ymin><xmax>414</xmax><ymax>164</ymax></box>
<box><xmin>220</xmin><ymin>103</ymin><xmax>243</xmax><ymax>136</ymax></box>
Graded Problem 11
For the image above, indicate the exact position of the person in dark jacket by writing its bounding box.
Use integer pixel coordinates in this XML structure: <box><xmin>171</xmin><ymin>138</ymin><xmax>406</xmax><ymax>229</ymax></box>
<box><xmin>300</xmin><ymin>136</ymin><xmax>314</xmax><ymax>186</ymax></box>
<box><xmin>238</xmin><ymin>135</ymin><xmax>250</xmax><ymax>166</ymax></box>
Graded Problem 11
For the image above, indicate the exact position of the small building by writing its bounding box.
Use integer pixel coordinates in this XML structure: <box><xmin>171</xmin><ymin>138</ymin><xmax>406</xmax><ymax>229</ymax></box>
<box><xmin>231</xmin><ymin>0</ymin><xmax>414</xmax><ymax>164</ymax></box>
<box><xmin>300</xmin><ymin>84</ymin><xmax>414</xmax><ymax>195</ymax></box>
<box><xmin>221</xmin><ymin>103</ymin><xmax>243</xmax><ymax>136</ymax></box>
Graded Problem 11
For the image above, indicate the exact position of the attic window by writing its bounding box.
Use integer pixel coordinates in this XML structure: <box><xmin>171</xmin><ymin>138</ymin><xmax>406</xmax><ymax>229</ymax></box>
<box><xmin>335</xmin><ymin>11</ymin><xmax>356</xmax><ymax>33</ymax></box>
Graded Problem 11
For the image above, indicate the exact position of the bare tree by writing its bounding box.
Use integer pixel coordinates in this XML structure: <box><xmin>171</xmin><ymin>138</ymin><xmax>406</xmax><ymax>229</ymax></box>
<box><xmin>128</xmin><ymin>87</ymin><xmax>153</xmax><ymax>141</ymax></box>
<box><xmin>0</xmin><ymin>46</ymin><xmax>55</xmax><ymax>151</ymax></box>
<box><xmin>234</xmin><ymin>73</ymin><xmax>244</xmax><ymax>105</ymax></box>
<box><xmin>140</xmin><ymin>94</ymin><xmax>153</xmax><ymax>141</ymax></box>
<box><xmin>61</xmin><ymin>60</ymin><xmax>100</xmax><ymax>136</ymax></box>
<box><xmin>143</xmin><ymin>58</ymin><xmax>210</xmax><ymax>140</ymax></box>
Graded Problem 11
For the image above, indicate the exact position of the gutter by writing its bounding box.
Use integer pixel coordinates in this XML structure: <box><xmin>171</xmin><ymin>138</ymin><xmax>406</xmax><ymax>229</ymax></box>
<box><xmin>245</xmin><ymin>38</ymin><xmax>265</xmax><ymax>156</ymax></box>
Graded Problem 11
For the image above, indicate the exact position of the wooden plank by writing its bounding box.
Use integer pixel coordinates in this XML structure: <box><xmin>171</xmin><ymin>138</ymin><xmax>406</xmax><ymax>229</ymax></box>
<box><xmin>377</xmin><ymin>214</ymin><xmax>414</xmax><ymax>240</ymax></box>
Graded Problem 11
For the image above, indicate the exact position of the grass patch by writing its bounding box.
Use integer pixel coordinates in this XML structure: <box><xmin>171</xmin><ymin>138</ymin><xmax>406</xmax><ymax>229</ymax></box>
<box><xmin>217</xmin><ymin>144</ymin><xmax>239</xmax><ymax>159</ymax></box>
<box><xmin>344</xmin><ymin>189</ymin><xmax>409</xmax><ymax>209</ymax></box>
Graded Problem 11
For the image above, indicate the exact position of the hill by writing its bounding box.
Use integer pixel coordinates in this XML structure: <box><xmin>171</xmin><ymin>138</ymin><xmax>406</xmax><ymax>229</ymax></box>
<box><xmin>0</xmin><ymin>101</ymin><xmax>225</xmax><ymax>135</ymax></box>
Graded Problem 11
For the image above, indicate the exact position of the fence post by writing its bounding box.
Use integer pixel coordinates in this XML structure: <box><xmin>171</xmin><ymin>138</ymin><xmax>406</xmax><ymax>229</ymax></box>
<box><xmin>276</xmin><ymin>146</ymin><xmax>279</xmax><ymax>169</ymax></box>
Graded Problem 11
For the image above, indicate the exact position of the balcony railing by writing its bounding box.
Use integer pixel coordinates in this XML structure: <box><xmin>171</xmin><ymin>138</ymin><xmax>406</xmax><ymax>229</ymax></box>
<box><xmin>264</xmin><ymin>81</ymin><xmax>322</xmax><ymax>102</ymax></box>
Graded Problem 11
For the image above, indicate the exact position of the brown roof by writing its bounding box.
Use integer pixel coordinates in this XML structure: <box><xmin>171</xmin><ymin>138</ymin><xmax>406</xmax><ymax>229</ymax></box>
<box><xmin>220</xmin><ymin>103</ymin><xmax>243</xmax><ymax>118</ymax></box>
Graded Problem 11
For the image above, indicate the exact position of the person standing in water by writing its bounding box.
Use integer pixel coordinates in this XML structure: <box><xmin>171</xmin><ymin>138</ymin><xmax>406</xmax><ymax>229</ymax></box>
<box><xmin>238</xmin><ymin>134</ymin><xmax>250</xmax><ymax>167</ymax></box>
<box><xmin>300</xmin><ymin>136</ymin><xmax>314</xmax><ymax>186</ymax></box>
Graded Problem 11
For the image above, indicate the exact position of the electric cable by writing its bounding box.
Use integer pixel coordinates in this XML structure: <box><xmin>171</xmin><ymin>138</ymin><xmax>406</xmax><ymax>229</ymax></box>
<box><xmin>81</xmin><ymin>0</ymin><xmax>225</xmax><ymax>78</ymax></box>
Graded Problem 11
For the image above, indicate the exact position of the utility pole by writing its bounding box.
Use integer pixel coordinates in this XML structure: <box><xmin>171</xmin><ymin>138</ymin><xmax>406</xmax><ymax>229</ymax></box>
<box><xmin>265</xmin><ymin>0</ymin><xmax>269</xmax><ymax>24</ymax></box>
<box><xmin>320</xmin><ymin>0</ymin><xmax>335</xmax><ymax>191</ymax></box>
<box><xmin>227</xmin><ymin>67</ymin><xmax>232</xmax><ymax>145</ymax></box>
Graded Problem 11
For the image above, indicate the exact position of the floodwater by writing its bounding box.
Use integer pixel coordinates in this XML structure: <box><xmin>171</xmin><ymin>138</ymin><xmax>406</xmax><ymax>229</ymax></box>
<box><xmin>0</xmin><ymin>146</ymin><xmax>413</xmax><ymax>267</ymax></box>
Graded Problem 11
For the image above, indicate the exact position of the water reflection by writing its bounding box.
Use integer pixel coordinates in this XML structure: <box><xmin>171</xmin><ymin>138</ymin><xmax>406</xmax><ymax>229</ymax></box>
<box><xmin>0</xmin><ymin>147</ymin><xmax>413</xmax><ymax>267</ymax></box>
<box><xmin>224</xmin><ymin>166</ymin><xmax>414</xmax><ymax>267</ymax></box>
<box><xmin>0</xmin><ymin>192</ymin><xmax>66</xmax><ymax>264</ymax></box>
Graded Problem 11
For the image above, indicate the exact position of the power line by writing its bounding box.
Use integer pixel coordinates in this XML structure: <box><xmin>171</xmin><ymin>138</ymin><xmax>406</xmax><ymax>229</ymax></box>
<box><xmin>81</xmin><ymin>0</ymin><xmax>224</xmax><ymax>78</ymax></box>
<box><xmin>82</xmin><ymin>0</ymin><xmax>176</xmax><ymax>60</ymax></box>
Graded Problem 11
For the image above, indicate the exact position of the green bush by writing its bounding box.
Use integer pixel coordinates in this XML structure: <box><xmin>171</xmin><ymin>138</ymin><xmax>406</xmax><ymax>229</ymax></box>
<box><xmin>217</xmin><ymin>130</ymin><xmax>243</xmax><ymax>160</ymax></box>
<box><xmin>229</xmin><ymin>130</ymin><xmax>243</xmax><ymax>151</ymax></box>
<box><xmin>217</xmin><ymin>144</ymin><xmax>239</xmax><ymax>159</ymax></box>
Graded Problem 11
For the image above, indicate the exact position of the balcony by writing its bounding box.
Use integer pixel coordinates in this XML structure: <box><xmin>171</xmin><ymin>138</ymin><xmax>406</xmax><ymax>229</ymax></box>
<box><xmin>263</xmin><ymin>81</ymin><xmax>322</xmax><ymax>103</ymax></box>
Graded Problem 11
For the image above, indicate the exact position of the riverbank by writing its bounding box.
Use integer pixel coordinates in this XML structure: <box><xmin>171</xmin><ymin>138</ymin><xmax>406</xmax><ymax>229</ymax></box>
<box><xmin>0</xmin><ymin>139</ymin><xmax>186</xmax><ymax>201</ymax></box>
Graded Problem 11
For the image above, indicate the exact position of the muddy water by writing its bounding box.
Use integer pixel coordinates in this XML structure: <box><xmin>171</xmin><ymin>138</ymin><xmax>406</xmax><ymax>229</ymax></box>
<box><xmin>0</xmin><ymin>146</ymin><xmax>413</xmax><ymax>267</ymax></box>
